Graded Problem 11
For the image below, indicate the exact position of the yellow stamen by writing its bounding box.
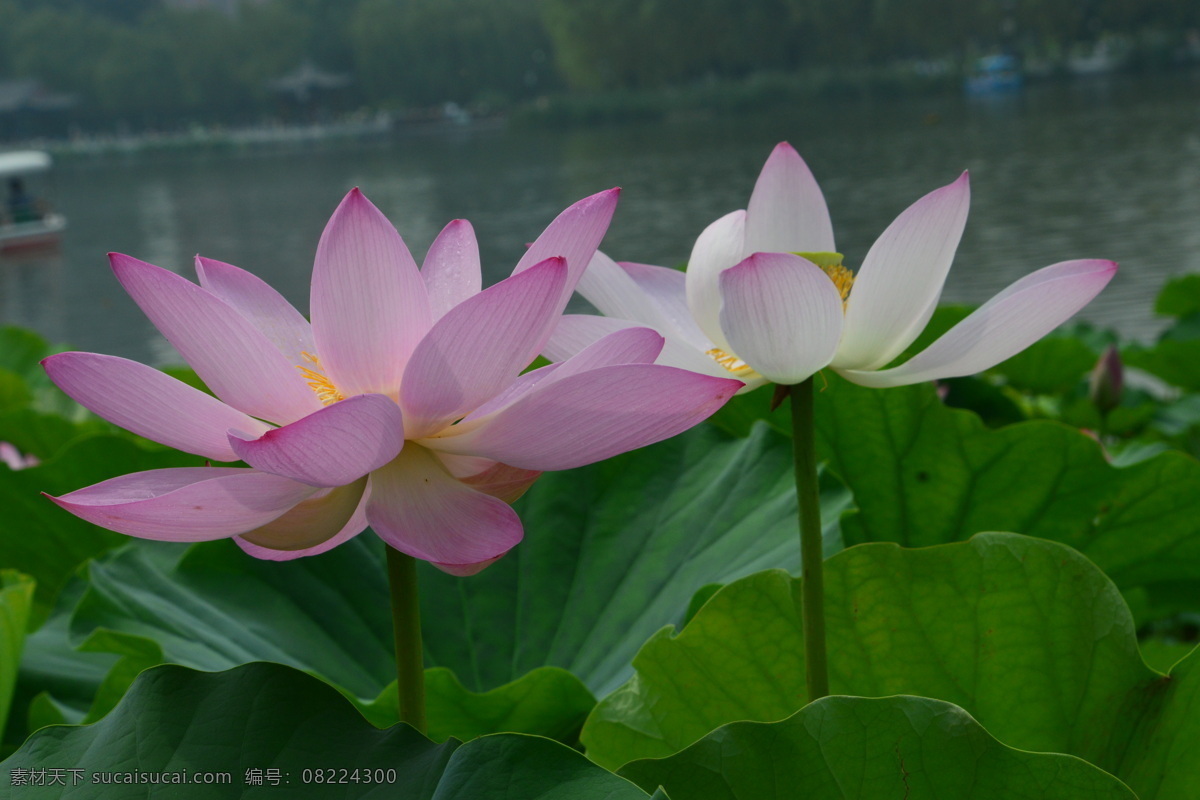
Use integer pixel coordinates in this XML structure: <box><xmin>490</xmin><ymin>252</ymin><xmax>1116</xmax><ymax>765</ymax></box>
<box><xmin>296</xmin><ymin>351</ymin><xmax>344</xmax><ymax>405</ymax></box>
<box><xmin>706</xmin><ymin>348</ymin><xmax>756</xmax><ymax>376</ymax></box>
<box><xmin>794</xmin><ymin>251</ymin><xmax>854</xmax><ymax>309</ymax></box>
<box><xmin>821</xmin><ymin>263</ymin><xmax>855</xmax><ymax>307</ymax></box>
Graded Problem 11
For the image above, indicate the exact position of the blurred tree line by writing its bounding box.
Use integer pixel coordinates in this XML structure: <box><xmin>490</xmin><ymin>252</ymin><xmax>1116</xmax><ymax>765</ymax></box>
<box><xmin>0</xmin><ymin>0</ymin><xmax>1197</xmax><ymax>126</ymax></box>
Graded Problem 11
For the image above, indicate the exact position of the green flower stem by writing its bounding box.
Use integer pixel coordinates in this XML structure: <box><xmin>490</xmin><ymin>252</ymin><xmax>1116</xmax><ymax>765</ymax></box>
<box><xmin>386</xmin><ymin>545</ymin><xmax>426</xmax><ymax>733</ymax></box>
<box><xmin>789</xmin><ymin>377</ymin><xmax>829</xmax><ymax>700</ymax></box>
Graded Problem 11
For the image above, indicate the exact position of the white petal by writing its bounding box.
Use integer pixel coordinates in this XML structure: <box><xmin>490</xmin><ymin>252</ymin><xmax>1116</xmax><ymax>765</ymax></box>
<box><xmin>685</xmin><ymin>209</ymin><xmax>746</xmax><ymax>353</ymax></box>
<box><xmin>575</xmin><ymin>251</ymin><xmax>673</xmax><ymax>330</ymax></box>
<box><xmin>841</xmin><ymin>259</ymin><xmax>1118</xmax><ymax>388</ymax></box>
<box><xmin>744</xmin><ymin>142</ymin><xmax>836</xmax><ymax>254</ymax></box>
<box><xmin>619</xmin><ymin>261</ymin><xmax>712</xmax><ymax>351</ymax></box>
<box><xmin>836</xmin><ymin>172</ymin><xmax>970</xmax><ymax>370</ymax></box>
<box><xmin>718</xmin><ymin>253</ymin><xmax>843</xmax><ymax>385</ymax></box>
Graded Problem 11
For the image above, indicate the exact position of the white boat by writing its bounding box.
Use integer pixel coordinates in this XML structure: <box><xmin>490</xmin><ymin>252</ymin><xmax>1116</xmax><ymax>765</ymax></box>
<box><xmin>0</xmin><ymin>150</ymin><xmax>66</xmax><ymax>252</ymax></box>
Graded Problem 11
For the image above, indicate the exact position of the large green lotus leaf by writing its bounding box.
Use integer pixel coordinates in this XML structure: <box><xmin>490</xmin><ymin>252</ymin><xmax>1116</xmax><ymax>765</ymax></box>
<box><xmin>0</xmin><ymin>409</ymin><xmax>107</xmax><ymax>462</ymax></box>
<box><xmin>362</xmin><ymin>667</ymin><xmax>596</xmax><ymax>744</ymax></box>
<box><xmin>6</xmin><ymin>577</ymin><xmax>118</xmax><ymax>744</ymax></box>
<box><xmin>0</xmin><ymin>434</ymin><xmax>202</xmax><ymax>618</ymax></box>
<box><xmin>0</xmin><ymin>369</ymin><xmax>32</xmax><ymax>413</ymax></box>
<box><xmin>620</xmin><ymin>695</ymin><xmax>1136</xmax><ymax>800</ymax></box>
<box><xmin>0</xmin><ymin>571</ymin><xmax>35</xmax><ymax>745</ymax></box>
<box><xmin>38</xmin><ymin>538</ymin><xmax>595</xmax><ymax>745</ymax></box>
<box><xmin>811</xmin><ymin>373</ymin><xmax>1200</xmax><ymax>596</ymax></box>
<box><xmin>0</xmin><ymin>326</ymin><xmax>53</xmax><ymax>377</ymax></box>
<box><xmin>1154</xmin><ymin>274</ymin><xmax>1200</xmax><ymax>318</ymax></box>
<box><xmin>419</xmin><ymin>422</ymin><xmax>849</xmax><ymax>696</ymax></box>
<box><xmin>1</xmin><ymin>662</ymin><xmax>653</xmax><ymax>800</ymax></box>
<box><xmin>1125</xmin><ymin>336</ymin><xmax>1200</xmax><ymax>392</ymax></box>
<box><xmin>0</xmin><ymin>326</ymin><xmax>78</xmax><ymax>417</ymax></box>
<box><xmin>987</xmin><ymin>334</ymin><xmax>1100</xmax><ymax>395</ymax></box>
<box><xmin>17</xmin><ymin>536</ymin><xmax>595</xmax><ymax>746</ymax></box>
<box><xmin>583</xmin><ymin>533</ymin><xmax>1199</xmax><ymax>800</ymax></box>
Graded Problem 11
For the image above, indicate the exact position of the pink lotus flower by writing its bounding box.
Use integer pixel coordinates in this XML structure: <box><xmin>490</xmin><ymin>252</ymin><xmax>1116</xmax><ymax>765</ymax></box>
<box><xmin>549</xmin><ymin>142</ymin><xmax>1116</xmax><ymax>389</ymax></box>
<box><xmin>43</xmin><ymin>189</ymin><xmax>739</xmax><ymax>575</ymax></box>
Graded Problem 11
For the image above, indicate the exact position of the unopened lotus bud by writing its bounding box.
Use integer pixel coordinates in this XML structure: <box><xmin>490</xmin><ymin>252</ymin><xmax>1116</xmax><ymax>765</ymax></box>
<box><xmin>1088</xmin><ymin>345</ymin><xmax>1123</xmax><ymax>415</ymax></box>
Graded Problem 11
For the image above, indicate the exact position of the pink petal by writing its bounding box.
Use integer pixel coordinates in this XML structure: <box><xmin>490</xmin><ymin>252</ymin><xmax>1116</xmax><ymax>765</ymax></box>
<box><xmin>512</xmin><ymin>188</ymin><xmax>620</xmax><ymax>316</ymax></box>
<box><xmin>686</xmin><ymin>209</ymin><xmax>747</xmax><ymax>353</ymax></box>
<box><xmin>451</xmin><ymin>458</ymin><xmax>542</xmax><ymax>504</ymax></box>
<box><xmin>744</xmin><ymin>142</ymin><xmax>836</xmax><ymax>254</ymax></box>
<box><xmin>366</xmin><ymin>444</ymin><xmax>523</xmax><ymax>574</ymax></box>
<box><xmin>718</xmin><ymin>252</ymin><xmax>844</xmax><ymax>385</ymax></box>
<box><xmin>842</xmin><ymin>259</ymin><xmax>1118</xmax><ymax>388</ymax></box>
<box><xmin>234</xmin><ymin>476</ymin><xmax>368</xmax><ymax>556</ymax></box>
<box><xmin>619</xmin><ymin>261</ymin><xmax>712</xmax><ymax>351</ymax></box>
<box><xmin>42</xmin><ymin>352</ymin><xmax>270</xmax><ymax>462</ymax></box>
<box><xmin>836</xmin><ymin>172</ymin><xmax>971</xmax><ymax>370</ymax></box>
<box><xmin>195</xmin><ymin>256</ymin><xmax>315</xmax><ymax>366</ymax></box>
<box><xmin>228</xmin><ymin>393</ymin><xmax>405</xmax><ymax>488</ymax></box>
<box><xmin>465</xmin><ymin>326</ymin><xmax>664</xmax><ymax>421</ymax></box>
<box><xmin>235</xmin><ymin>480</ymin><xmax>371</xmax><ymax>561</ymax></box>
<box><xmin>400</xmin><ymin>257</ymin><xmax>568</xmax><ymax>438</ymax></box>
<box><xmin>47</xmin><ymin>468</ymin><xmax>317</xmax><ymax>541</ymax></box>
<box><xmin>423</xmin><ymin>219</ymin><xmax>482</xmax><ymax>321</ymax></box>
<box><xmin>110</xmin><ymin>253</ymin><xmax>321</xmax><ymax>425</ymax></box>
<box><xmin>310</xmin><ymin>189</ymin><xmax>432</xmax><ymax>397</ymax></box>
<box><xmin>425</xmin><ymin>364</ymin><xmax>740</xmax><ymax>471</ymax></box>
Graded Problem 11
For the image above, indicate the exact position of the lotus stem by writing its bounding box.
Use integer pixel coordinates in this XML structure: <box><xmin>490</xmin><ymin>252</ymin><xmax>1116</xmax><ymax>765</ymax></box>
<box><xmin>386</xmin><ymin>545</ymin><xmax>426</xmax><ymax>733</ymax></box>
<box><xmin>790</xmin><ymin>376</ymin><xmax>829</xmax><ymax>700</ymax></box>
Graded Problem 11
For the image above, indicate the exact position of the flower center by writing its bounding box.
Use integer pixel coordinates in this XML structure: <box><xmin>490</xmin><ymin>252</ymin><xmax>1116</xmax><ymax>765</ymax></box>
<box><xmin>795</xmin><ymin>251</ymin><xmax>854</xmax><ymax>309</ymax></box>
<box><xmin>822</xmin><ymin>263</ymin><xmax>855</xmax><ymax>307</ymax></box>
<box><xmin>706</xmin><ymin>348</ymin><xmax>756</xmax><ymax>376</ymax></box>
<box><xmin>296</xmin><ymin>351</ymin><xmax>344</xmax><ymax>405</ymax></box>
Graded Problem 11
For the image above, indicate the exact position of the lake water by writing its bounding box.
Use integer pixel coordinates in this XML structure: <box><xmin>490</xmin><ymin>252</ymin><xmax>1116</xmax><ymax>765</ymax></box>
<box><xmin>3</xmin><ymin>72</ymin><xmax>1199</xmax><ymax>365</ymax></box>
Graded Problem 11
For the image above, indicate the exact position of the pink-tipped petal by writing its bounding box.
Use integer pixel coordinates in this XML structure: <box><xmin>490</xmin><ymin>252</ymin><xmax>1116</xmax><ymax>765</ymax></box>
<box><xmin>423</xmin><ymin>219</ymin><xmax>482</xmax><ymax>321</ymax></box>
<box><xmin>228</xmin><ymin>393</ymin><xmax>404</xmax><ymax>488</ymax></box>
<box><xmin>718</xmin><ymin>252</ymin><xmax>844</xmax><ymax>385</ymax></box>
<box><xmin>400</xmin><ymin>257</ymin><xmax>568</xmax><ymax>437</ymax></box>
<box><xmin>465</xmin><ymin>326</ymin><xmax>664</xmax><ymax>421</ymax></box>
<box><xmin>367</xmin><ymin>445</ymin><xmax>523</xmax><ymax>572</ymax></box>
<box><xmin>745</xmin><ymin>142</ymin><xmax>836</xmax><ymax>254</ymax></box>
<box><xmin>43</xmin><ymin>352</ymin><xmax>270</xmax><ymax>461</ymax></box>
<box><xmin>685</xmin><ymin>209</ymin><xmax>747</xmax><ymax>353</ymax></box>
<box><xmin>836</xmin><ymin>172</ymin><xmax>971</xmax><ymax>370</ymax></box>
<box><xmin>619</xmin><ymin>261</ymin><xmax>712</xmax><ymax>351</ymax></box>
<box><xmin>235</xmin><ymin>480</ymin><xmax>370</xmax><ymax>561</ymax></box>
<box><xmin>513</xmin><ymin>188</ymin><xmax>620</xmax><ymax>314</ymax></box>
<box><xmin>424</xmin><ymin>364</ymin><xmax>740</xmax><ymax>471</ymax></box>
<box><xmin>195</xmin><ymin>256</ymin><xmax>315</xmax><ymax>366</ymax></box>
<box><xmin>576</xmin><ymin>251</ymin><xmax>674</xmax><ymax>331</ymax></box>
<box><xmin>235</xmin><ymin>476</ymin><xmax>368</xmax><ymax>554</ymax></box>
<box><xmin>110</xmin><ymin>253</ymin><xmax>321</xmax><ymax>425</ymax></box>
<box><xmin>47</xmin><ymin>468</ymin><xmax>317</xmax><ymax>541</ymax></box>
<box><xmin>311</xmin><ymin>189</ymin><xmax>432</xmax><ymax>397</ymax></box>
<box><xmin>841</xmin><ymin>259</ymin><xmax>1118</xmax><ymax>388</ymax></box>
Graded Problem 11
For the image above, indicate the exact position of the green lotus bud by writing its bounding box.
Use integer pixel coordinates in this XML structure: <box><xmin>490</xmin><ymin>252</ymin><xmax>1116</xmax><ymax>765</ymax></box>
<box><xmin>1088</xmin><ymin>344</ymin><xmax>1123</xmax><ymax>415</ymax></box>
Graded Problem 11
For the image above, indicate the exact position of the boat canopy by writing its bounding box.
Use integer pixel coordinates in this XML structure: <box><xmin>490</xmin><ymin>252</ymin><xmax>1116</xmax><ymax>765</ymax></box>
<box><xmin>0</xmin><ymin>151</ymin><xmax>53</xmax><ymax>179</ymax></box>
